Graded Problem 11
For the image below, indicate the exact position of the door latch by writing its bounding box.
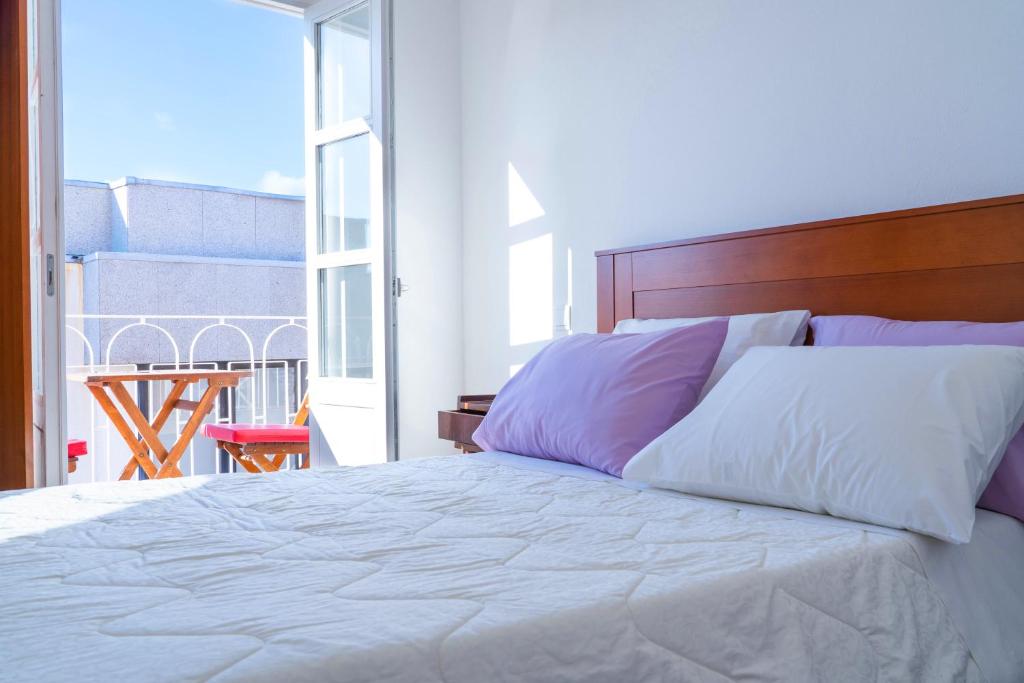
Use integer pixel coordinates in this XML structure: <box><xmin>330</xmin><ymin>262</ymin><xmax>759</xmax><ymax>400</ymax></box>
<box><xmin>393</xmin><ymin>277</ymin><xmax>409</xmax><ymax>298</ymax></box>
<box><xmin>46</xmin><ymin>254</ymin><xmax>55</xmax><ymax>296</ymax></box>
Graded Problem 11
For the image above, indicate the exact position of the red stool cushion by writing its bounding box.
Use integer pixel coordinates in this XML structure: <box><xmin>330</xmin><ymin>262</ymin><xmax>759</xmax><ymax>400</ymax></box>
<box><xmin>202</xmin><ymin>423</ymin><xmax>310</xmax><ymax>444</ymax></box>
<box><xmin>68</xmin><ymin>439</ymin><xmax>88</xmax><ymax>457</ymax></box>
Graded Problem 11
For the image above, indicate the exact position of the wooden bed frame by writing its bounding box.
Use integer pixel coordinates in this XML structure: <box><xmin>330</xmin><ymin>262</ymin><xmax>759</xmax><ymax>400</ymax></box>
<box><xmin>442</xmin><ymin>194</ymin><xmax>1024</xmax><ymax>454</ymax></box>
<box><xmin>596</xmin><ymin>194</ymin><xmax>1024</xmax><ymax>333</ymax></box>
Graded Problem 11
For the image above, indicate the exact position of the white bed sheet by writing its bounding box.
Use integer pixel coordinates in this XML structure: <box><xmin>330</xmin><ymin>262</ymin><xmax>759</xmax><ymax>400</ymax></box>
<box><xmin>0</xmin><ymin>454</ymin><xmax>1001</xmax><ymax>682</ymax></box>
<box><xmin>477</xmin><ymin>451</ymin><xmax>1024</xmax><ymax>683</ymax></box>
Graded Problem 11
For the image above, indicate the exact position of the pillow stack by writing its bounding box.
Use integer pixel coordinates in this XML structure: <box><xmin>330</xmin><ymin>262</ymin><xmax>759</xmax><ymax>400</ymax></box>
<box><xmin>809</xmin><ymin>315</ymin><xmax>1024</xmax><ymax>523</ymax></box>
<box><xmin>473</xmin><ymin>310</ymin><xmax>810</xmax><ymax>477</ymax></box>
<box><xmin>473</xmin><ymin>319</ymin><xmax>728</xmax><ymax>477</ymax></box>
<box><xmin>623</xmin><ymin>344</ymin><xmax>1024</xmax><ymax>543</ymax></box>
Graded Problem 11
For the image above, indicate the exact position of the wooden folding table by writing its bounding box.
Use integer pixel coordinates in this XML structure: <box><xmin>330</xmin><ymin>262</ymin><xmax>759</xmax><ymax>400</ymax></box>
<box><xmin>72</xmin><ymin>369</ymin><xmax>252</xmax><ymax>480</ymax></box>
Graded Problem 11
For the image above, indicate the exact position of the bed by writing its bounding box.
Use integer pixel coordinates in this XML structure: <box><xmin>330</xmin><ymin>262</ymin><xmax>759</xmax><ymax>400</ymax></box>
<box><xmin>3</xmin><ymin>194</ymin><xmax>1024</xmax><ymax>682</ymax></box>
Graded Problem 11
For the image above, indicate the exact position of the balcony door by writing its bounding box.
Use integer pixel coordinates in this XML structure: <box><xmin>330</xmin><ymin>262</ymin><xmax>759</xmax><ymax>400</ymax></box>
<box><xmin>304</xmin><ymin>0</ymin><xmax>395</xmax><ymax>466</ymax></box>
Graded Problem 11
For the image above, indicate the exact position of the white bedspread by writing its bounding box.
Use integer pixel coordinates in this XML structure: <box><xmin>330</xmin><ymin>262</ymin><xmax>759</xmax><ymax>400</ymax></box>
<box><xmin>0</xmin><ymin>456</ymin><xmax>983</xmax><ymax>682</ymax></box>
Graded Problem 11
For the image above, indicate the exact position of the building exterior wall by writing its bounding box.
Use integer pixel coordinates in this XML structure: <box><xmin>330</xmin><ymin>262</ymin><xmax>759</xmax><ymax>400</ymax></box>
<box><xmin>80</xmin><ymin>253</ymin><xmax>306</xmax><ymax>365</ymax></box>
<box><xmin>64</xmin><ymin>178</ymin><xmax>307</xmax><ymax>366</ymax></box>
<box><xmin>66</xmin><ymin>177</ymin><xmax>304</xmax><ymax>261</ymax></box>
<box><xmin>64</xmin><ymin>181</ymin><xmax>113</xmax><ymax>255</ymax></box>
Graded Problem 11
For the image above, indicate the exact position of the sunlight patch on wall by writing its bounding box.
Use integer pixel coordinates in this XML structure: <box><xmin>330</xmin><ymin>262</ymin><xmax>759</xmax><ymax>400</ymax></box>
<box><xmin>509</xmin><ymin>363</ymin><xmax>524</xmax><ymax>377</ymax></box>
<box><xmin>507</xmin><ymin>162</ymin><xmax>545</xmax><ymax>227</ymax></box>
<box><xmin>509</xmin><ymin>233</ymin><xmax>553</xmax><ymax>346</ymax></box>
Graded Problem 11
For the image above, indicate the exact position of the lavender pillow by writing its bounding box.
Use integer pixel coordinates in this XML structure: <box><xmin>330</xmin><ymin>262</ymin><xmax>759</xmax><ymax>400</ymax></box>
<box><xmin>473</xmin><ymin>319</ymin><xmax>728</xmax><ymax>476</ymax></box>
<box><xmin>811</xmin><ymin>314</ymin><xmax>1024</xmax><ymax>522</ymax></box>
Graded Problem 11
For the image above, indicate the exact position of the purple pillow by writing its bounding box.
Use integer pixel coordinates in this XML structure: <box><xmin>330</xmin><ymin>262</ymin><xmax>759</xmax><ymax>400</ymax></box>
<box><xmin>473</xmin><ymin>319</ymin><xmax>728</xmax><ymax>476</ymax></box>
<box><xmin>811</xmin><ymin>314</ymin><xmax>1024</xmax><ymax>522</ymax></box>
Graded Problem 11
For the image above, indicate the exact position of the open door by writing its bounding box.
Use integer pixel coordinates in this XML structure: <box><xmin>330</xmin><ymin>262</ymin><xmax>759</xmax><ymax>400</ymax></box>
<box><xmin>303</xmin><ymin>0</ymin><xmax>395</xmax><ymax>466</ymax></box>
<box><xmin>28</xmin><ymin>0</ymin><xmax>67</xmax><ymax>486</ymax></box>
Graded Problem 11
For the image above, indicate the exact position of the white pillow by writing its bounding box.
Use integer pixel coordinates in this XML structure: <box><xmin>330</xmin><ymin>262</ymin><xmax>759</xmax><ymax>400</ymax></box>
<box><xmin>622</xmin><ymin>345</ymin><xmax>1024</xmax><ymax>543</ymax></box>
<box><xmin>614</xmin><ymin>310</ymin><xmax>809</xmax><ymax>399</ymax></box>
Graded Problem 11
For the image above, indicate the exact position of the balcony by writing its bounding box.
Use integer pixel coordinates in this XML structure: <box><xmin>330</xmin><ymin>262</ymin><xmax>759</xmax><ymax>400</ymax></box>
<box><xmin>65</xmin><ymin>313</ymin><xmax>308</xmax><ymax>483</ymax></box>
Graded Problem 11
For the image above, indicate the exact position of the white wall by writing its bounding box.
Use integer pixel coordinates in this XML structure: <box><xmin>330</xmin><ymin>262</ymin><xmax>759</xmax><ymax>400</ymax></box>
<box><xmin>459</xmin><ymin>0</ymin><xmax>1024</xmax><ymax>393</ymax></box>
<box><xmin>393</xmin><ymin>0</ymin><xmax>464</xmax><ymax>457</ymax></box>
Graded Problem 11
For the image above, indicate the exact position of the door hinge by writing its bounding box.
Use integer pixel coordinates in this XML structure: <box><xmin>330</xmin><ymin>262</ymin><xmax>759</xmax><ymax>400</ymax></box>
<box><xmin>46</xmin><ymin>254</ymin><xmax>55</xmax><ymax>296</ymax></box>
<box><xmin>393</xmin><ymin>277</ymin><xmax>409</xmax><ymax>298</ymax></box>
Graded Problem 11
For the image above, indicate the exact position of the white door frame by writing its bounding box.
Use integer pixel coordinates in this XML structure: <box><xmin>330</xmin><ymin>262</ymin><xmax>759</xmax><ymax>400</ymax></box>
<box><xmin>303</xmin><ymin>0</ymin><xmax>398</xmax><ymax>464</ymax></box>
<box><xmin>34</xmin><ymin>0</ymin><xmax>401</xmax><ymax>483</ymax></box>
<box><xmin>31</xmin><ymin>0</ymin><xmax>68</xmax><ymax>486</ymax></box>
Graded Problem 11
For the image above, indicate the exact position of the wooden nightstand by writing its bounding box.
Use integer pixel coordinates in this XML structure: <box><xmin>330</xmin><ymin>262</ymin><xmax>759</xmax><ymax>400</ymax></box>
<box><xmin>437</xmin><ymin>394</ymin><xmax>494</xmax><ymax>453</ymax></box>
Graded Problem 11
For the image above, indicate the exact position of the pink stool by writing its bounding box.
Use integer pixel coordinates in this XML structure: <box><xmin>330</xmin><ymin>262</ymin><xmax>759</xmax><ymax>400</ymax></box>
<box><xmin>201</xmin><ymin>423</ymin><xmax>310</xmax><ymax>473</ymax></box>
<box><xmin>68</xmin><ymin>439</ymin><xmax>88</xmax><ymax>473</ymax></box>
<box><xmin>201</xmin><ymin>394</ymin><xmax>309</xmax><ymax>474</ymax></box>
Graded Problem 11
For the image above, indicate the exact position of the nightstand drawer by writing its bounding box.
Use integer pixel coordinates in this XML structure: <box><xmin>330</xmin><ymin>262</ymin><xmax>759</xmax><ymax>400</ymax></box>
<box><xmin>438</xmin><ymin>394</ymin><xmax>494</xmax><ymax>453</ymax></box>
<box><xmin>437</xmin><ymin>410</ymin><xmax>484</xmax><ymax>452</ymax></box>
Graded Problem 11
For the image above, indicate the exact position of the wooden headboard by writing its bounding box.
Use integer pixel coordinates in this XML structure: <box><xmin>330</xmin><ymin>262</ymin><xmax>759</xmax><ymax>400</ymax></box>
<box><xmin>596</xmin><ymin>194</ymin><xmax>1024</xmax><ymax>333</ymax></box>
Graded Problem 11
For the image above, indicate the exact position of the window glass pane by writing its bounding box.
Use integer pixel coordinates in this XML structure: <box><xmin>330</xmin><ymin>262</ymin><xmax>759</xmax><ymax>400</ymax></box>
<box><xmin>317</xmin><ymin>3</ymin><xmax>371</xmax><ymax>128</ymax></box>
<box><xmin>319</xmin><ymin>134</ymin><xmax>370</xmax><ymax>253</ymax></box>
<box><xmin>319</xmin><ymin>264</ymin><xmax>372</xmax><ymax>378</ymax></box>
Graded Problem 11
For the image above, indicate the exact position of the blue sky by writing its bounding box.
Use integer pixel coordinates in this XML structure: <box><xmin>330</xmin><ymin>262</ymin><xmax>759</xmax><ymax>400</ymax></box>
<box><xmin>62</xmin><ymin>0</ymin><xmax>305</xmax><ymax>195</ymax></box>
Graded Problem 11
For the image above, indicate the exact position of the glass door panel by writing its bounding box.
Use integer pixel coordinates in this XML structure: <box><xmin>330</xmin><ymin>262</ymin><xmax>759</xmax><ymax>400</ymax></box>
<box><xmin>317</xmin><ymin>3</ymin><xmax>371</xmax><ymax>128</ymax></box>
<box><xmin>319</xmin><ymin>134</ymin><xmax>371</xmax><ymax>253</ymax></box>
<box><xmin>319</xmin><ymin>264</ymin><xmax>372</xmax><ymax>379</ymax></box>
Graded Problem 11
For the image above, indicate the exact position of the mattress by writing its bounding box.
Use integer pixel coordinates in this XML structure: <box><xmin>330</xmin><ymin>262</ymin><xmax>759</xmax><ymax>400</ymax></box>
<box><xmin>0</xmin><ymin>454</ymin><xmax>999</xmax><ymax>682</ymax></box>
<box><xmin>477</xmin><ymin>451</ymin><xmax>1024</xmax><ymax>683</ymax></box>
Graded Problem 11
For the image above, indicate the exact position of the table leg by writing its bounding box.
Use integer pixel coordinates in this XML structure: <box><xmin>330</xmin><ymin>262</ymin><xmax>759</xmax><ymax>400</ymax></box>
<box><xmin>150</xmin><ymin>380</ymin><xmax>190</xmax><ymax>434</ymax></box>
<box><xmin>86</xmin><ymin>384</ymin><xmax>158</xmax><ymax>481</ymax></box>
<box><xmin>154</xmin><ymin>381</ymin><xmax>222</xmax><ymax>479</ymax></box>
<box><xmin>246</xmin><ymin>450</ymin><xmax>277</xmax><ymax>472</ymax></box>
<box><xmin>109</xmin><ymin>381</ymin><xmax>185</xmax><ymax>478</ymax></box>
<box><xmin>221</xmin><ymin>442</ymin><xmax>262</xmax><ymax>474</ymax></box>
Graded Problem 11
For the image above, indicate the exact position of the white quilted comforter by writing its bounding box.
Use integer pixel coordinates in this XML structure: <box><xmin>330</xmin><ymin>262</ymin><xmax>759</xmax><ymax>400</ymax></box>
<box><xmin>0</xmin><ymin>456</ymin><xmax>982</xmax><ymax>682</ymax></box>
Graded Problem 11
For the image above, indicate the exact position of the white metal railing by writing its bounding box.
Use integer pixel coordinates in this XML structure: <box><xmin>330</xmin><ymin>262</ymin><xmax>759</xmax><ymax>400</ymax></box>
<box><xmin>65</xmin><ymin>314</ymin><xmax>308</xmax><ymax>484</ymax></box>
